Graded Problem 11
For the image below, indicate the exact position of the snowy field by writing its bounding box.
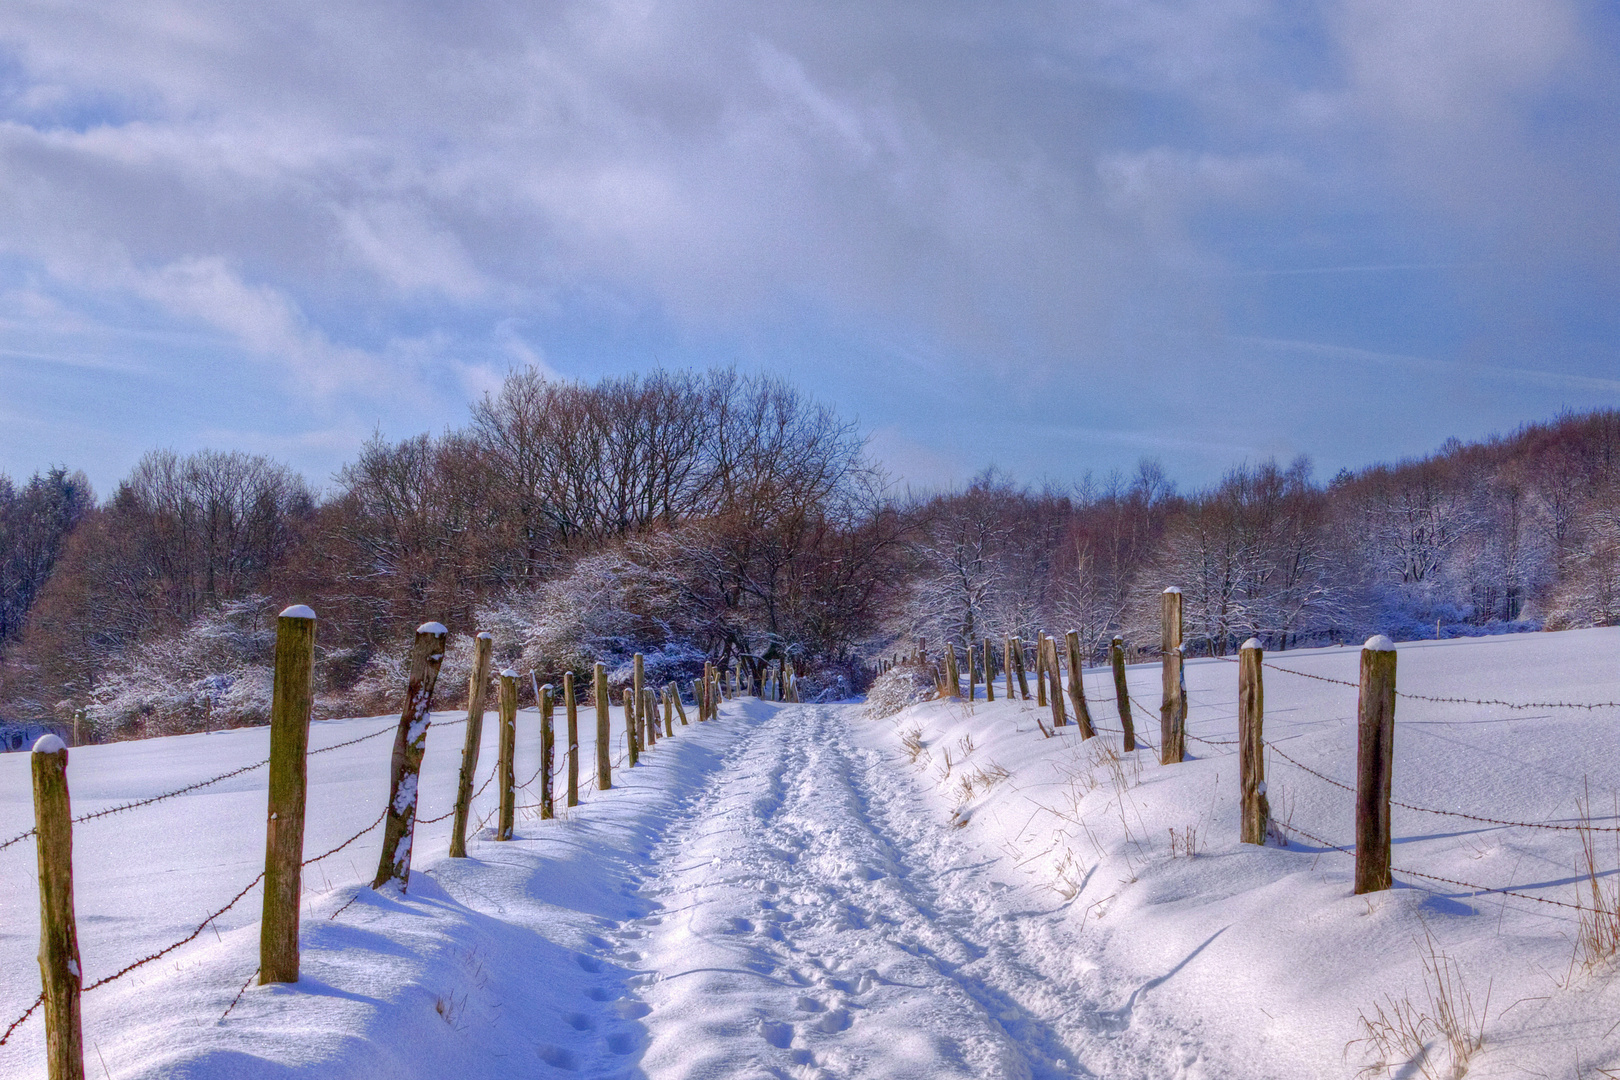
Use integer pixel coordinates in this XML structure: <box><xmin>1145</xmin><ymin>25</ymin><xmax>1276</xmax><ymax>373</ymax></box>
<box><xmin>2</xmin><ymin>628</ymin><xmax>1619</xmax><ymax>1078</ymax></box>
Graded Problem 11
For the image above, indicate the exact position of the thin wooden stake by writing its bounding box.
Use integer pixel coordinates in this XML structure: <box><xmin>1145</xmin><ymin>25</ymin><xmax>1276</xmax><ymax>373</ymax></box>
<box><xmin>564</xmin><ymin>671</ymin><xmax>579</xmax><ymax>808</ymax></box>
<box><xmin>449</xmin><ymin>632</ymin><xmax>494</xmax><ymax>859</ymax></box>
<box><xmin>1355</xmin><ymin>636</ymin><xmax>1398</xmax><ymax>894</ymax></box>
<box><xmin>373</xmin><ymin>622</ymin><xmax>448</xmax><ymax>891</ymax></box>
<box><xmin>633</xmin><ymin>653</ymin><xmax>646</xmax><ymax>751</ymax></box>
<box><xmin>672</xmin><ymin>682</ymin><xmax>689</xmax><ymax>726</ymax></box>
<box><xmin>623</xmin><ymin>689</ymin><xmax>639</xmax><ymax>766</ymax></box>
<box><xmin>1239</xmin><ymin>639</ymin><xmax>1268</xmax><ymax>845</ymax></box>
<box><xmin>1035</xmin><ymin>633</ymin><xmax>1047</xmax><ymax>707</ymax></box>
<box><xmin>1110</xmin><ymin>635</ymin><xmax>1135</xmax><ymax>752</ymax></box>
<box><xmin>260</xmin><ymin>604</ymin><xmax>316</xmax><ymax>984</ymax></box>
<box><xmin>594</xmin><ymin>663</ymin><xmax>611</xmax><ymax>790</ymax></box>
<box><xmin>496</xmin><ymin>670</ymin><xmax>518</xmax><ymax>840</ymax></box>
<box><xmin>1160</xmin><ymin>589</ymin><xmax>1186</xmax><ymax>765</ymax></box>
<box><xmin>32</xmin><ymin>734</ymin><xmax>84</xmax><ymax>1080</ymax></box>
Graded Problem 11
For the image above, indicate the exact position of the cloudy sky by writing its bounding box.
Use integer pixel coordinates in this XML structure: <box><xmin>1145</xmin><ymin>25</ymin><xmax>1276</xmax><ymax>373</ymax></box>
<box><xmin>1</xmin><ymin>0</ymin><xmax>1617</xmax><ymax>495</ymax></box>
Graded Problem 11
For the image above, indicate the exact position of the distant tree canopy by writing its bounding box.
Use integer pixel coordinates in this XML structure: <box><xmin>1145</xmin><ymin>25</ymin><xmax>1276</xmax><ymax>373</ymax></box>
<box><xmin>1</xmin><ymin>372</ymin><xmax>1616</xmax><ymax>740</ymax></box>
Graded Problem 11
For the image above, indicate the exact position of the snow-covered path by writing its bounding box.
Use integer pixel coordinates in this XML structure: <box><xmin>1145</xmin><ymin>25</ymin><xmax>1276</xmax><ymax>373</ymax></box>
<box><xmin>621</xmin><ymin>702</ymin><xmax>1094</xmax><ymax>1080</ymax></box>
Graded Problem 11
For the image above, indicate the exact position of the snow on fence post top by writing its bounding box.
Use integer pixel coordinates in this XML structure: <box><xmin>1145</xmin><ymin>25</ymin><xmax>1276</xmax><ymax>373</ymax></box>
<box><xmin>477</xmin><ymin>631</ymin><xmax>492</xmax><ymax>640</ymax></box>
<box><xmin>1363</xmin><ymin>634</ymin><xmax>1395</xmax><ymax>652</ymax></box>
<box><xmin>418</xmin><ymin>621</ymin><xmax>448</xmax><ymax>635</ymax></box>
<box><xmin>279</xmin><ymin>604</ymin><xmax>316</xmax><ymax>620</ymax></box>
<box><xmin>1241</xmin><ymin>637</ymin><xmax>1263</xmax><ymax>652</ymax></box>
<box><xmin>500</xmin><ymin>668</ymin><xmax>519</xmax><ymax>678</ymax></box>
<box><xmin>1163</xmin><ymin>586</ymin><xmax>1181</xmax><ymax>594</ymax></box>
<box><xmin>33</xmin><ymin>733</ymin><xmax>67</xmax><ymax>755</ymax></box>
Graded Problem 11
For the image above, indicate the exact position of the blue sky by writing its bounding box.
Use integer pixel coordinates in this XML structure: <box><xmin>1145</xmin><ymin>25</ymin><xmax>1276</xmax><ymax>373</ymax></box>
<box><xmin>1</xmin><ymin>0</ymin><xmax>1617</xmax><ymax>496</ymax></box>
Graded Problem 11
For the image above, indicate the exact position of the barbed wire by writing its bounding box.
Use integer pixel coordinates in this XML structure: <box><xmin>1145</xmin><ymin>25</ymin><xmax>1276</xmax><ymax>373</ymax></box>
<box><xmin>418</xmin><ymin>767</ymin><xmax>495</xmax><ymax>825</ymax></box>
<box><xmin>0</xmin><ymin>993</ymin><xmax>42</xmax><ymax>1047</ymax></box>
<box><xmin>83</xmin><ymin>871</ymin><xmax>265</xmax><ymax>993</ymax></box>
<box><xmin>1211</xmin><ymin>652</ymin><xmax>1620</xmax><ymax>710</ymax></box>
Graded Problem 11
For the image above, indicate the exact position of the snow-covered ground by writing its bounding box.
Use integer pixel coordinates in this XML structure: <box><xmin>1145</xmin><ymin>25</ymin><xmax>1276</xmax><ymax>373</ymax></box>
<box><xmin>2</xmin><ymin>628</ymin><xmax>1619</xmax><ymax>1078</ymax></box>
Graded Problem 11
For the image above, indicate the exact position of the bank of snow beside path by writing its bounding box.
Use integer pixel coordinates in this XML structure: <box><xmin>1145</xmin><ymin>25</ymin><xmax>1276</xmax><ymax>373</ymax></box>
<box><xmin>877</xmin><ymin>626</ymin><xmax>1620</xmax><ymax>1078</ymax></box>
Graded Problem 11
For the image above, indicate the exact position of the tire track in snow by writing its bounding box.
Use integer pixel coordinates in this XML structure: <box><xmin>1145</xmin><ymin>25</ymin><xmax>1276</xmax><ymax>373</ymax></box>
<box><xmin>612</xmin><ymin>703</ymin><xmax>1094</xmax><ymax>1079</ymax></box>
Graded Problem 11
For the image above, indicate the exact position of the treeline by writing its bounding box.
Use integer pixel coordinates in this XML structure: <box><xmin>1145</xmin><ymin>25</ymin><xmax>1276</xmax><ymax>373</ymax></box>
<box><xmin>0</xmin><ymin>369</ymin><xmax>906</xmax><ymax>739</ymax></box>
<box><xmin>899</xmin><ymin>409</ymin><xmax>1620</xmax><ymax>660</ymax></box>
<box><xmin>0</xmin><ymin>367</ymin><xmax>1615</xmax><ymax>741</ymax></box>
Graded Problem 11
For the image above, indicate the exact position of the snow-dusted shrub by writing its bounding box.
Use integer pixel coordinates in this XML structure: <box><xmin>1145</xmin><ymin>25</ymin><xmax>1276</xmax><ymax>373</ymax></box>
<box><xmin>864</xmin><ymin>663</ymin><xmax>937</xmax><ymax>720</ymax></box>
<box><xmin>87</xmin><ymin>597</ymin><xmax>277</xmax><ymax>739</ymax></box>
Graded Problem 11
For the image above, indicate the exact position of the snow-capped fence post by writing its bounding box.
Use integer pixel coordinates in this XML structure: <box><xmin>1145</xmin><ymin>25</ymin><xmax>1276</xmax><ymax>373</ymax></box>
<box><xmin>449</xmin><ymin>632</ymin><xmax>494</xmax><ymax>859</ymax></box>
<box><xmin>1238</xmin><ymin>639</ymin><xmax>1269</xmax><ymax>845</ymax></box>
<box><xmin>260</xmin><ymin>604</ymin><xmax>316</xmax><ymax>984</ymax></box>
<box><xmin>983</xmin><ymin>638</ymin><xmax>995</xmax><ymax>702</ymax></box>
<box><xmin>1110</xmin><ymin>636</ymin><xmax>1136</xmax><ymax>751</ymax></box>
<box><xmin>540</xmin><ymin>683</ymin><xmax>555</xmax><ymax>820</ymax></box>
<box><xmin>32</xmin><ymin>734</ymin><xmax>84</xmax><ymax>1080</ymax></box>
<box><xmin>495</xmin><ymin>669</ymin><xmax>518</xmax><ymax>840</ymax></box>
<box><xmin>563</xmin><ymin>671</ymin><xmax>580</xmax><ymax>808</ymax></box>
<box><xmin>1354</xmin><ymin>636</ymin><xmax>1398</xmax><ymax>894</ymax></box>
<box><xmin>623</xmin><ymin>689</ymin><xmax>639</xmax><ymax>765</ymax></box>
<box><xmin>1065</xmin><ymin>631</ymin><xmax>1095</xmax><ymax>739</ymax></box>
<box><xmin>671</xmin><ymin>682</ymin><xmax>689</xmax><ymax>726</ymax></box>
<box><xmin>1044</xmin><ymin>635</ymin><xmax>1068</xmax><ymax>728</ymax></box>
<box><xmin>1160</xmin><ymin>589</ymin><xmax>1186</xmax><ymax>765</ymax></box>
<box><xmin>372</xmin><ymin>622</ymin><xmax>448</xmax><ymax>891</ymax></box>
<box><xmin>594</xmin><ymin>663</ymin><xmax>611</xmax><ymax>790</ymax></box>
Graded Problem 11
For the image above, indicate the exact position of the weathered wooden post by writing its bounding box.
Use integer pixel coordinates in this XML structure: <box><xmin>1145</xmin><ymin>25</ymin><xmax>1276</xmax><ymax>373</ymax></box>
<box><xmin>660</xmin><ymin>687</ymin><xmax>673</xmax><ymax>737</ymax></box>
<box><xmin>944</xmin><ymin>644</ymin><xmax>961</xmax><ymax>699</ymax></box>
<box><xmin>623</xmin><ymin>688</ymin><xmax>639</xmax><ymax>765</ymax></box>
<box><xmin>693</xmin><ymin>678</ymin><xmax>705</xmax><ymax>717</ymax></box>
<box><xmin>32</xmin><ymin>734</ymin><xmax>83</xmax><ymax>1080</ymax></box>
<box><xmin>1012</xmin><ymin>636</ymin><xmax>1030</xmax><ymax>699</ymax></box>
<box><xmin>449</xmin><ymin>632</ymin><xmax>494</xmax><ymax>859</ymax></box>
<box><xmin>1355</xmin><ymin>636</ymin><xmax>1398</xmax><ymax>894</ymax></box>
<box><xmin>1044</xmin><ymin>635</ymin><xmax>1068</xmax><ymax>728</ymax></box>
<box><xmin>1110</xmin><ymin>635</ymin><xmax>1135</xmax><ymax>751</ymax></box>
<box><xmin>540</xmin><ymin>683</ymin><xmax>555</xmax><ymax>820</ymax></box>
<box><xmin>966</xmin><ymin>640</ymin><xmax>977</xmax><ymax>700</ymax></box>
<box><xmin>672</xmin><ymin>682</ymin><xmax>689</xmax><ymax>726</ymax></box>
<box><xmin>495</xmin><ymin>669</ymin><xmax>518</xmax><ymax>840</ymax></box>
<box><xmin>1035</xmin><ymin>633</ymin><xmax>1048</xmax><ymax>707</ymax></box>
<box><xmin>633</xmin><ymin>653</ymin><xmax>646</xmax><ymax>751</ymax></box>
<box><xmin>982</xmin><ymin>639</ymin><xmax>995</xmax><ymax>702</ymax></box>
<box><xmin>564</xmin><ymin>671</ymin><xmax>580</xmax><ymax>808</ymax></box>
<box><xmin>1160</xmin><ymin>589</ymin><xmax>1186</xmax><ymax>765</ymax></box>
<box><xmin>260</xmin><ymin>604</ymin><xmax>316</xmax><ymax>984</ymax></box>
<box><xmin>1238</xmin><ymin>639</ymin><xmax>1269</xmax><ymax>845</ymax></box>
<box><xmin>373</xmin><ymin>622</ymin><xmax>447</xmax><ymax>891</ymax></box>
<box><xmin>594</xmin><ymin>663</ymin><xmax>611</xmax><ymax>790</ymax></box>
<box><xmin>1065</xmin><ymin>630</ymin><xmax>1095</xmax><ymax>738</ymax></box>
<box><xmin>643</xmin><ymin>687</ymin><xmax>658</xmax><ymax>746</ymax></box>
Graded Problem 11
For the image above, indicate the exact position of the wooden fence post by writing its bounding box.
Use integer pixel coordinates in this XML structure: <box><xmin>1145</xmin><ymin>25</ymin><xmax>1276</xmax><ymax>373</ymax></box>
<box><xmin>1355</xmin><ymin>636</ymin><xmax>1398</xmax><ymax>894</ymax></box>
<box><xmin>660</xmin><ymin>687</ymin><xmax>673</xmax><ymax>737</ymax></box>
<box><xmin>260</xmin><ymin>604</ymin><xmax>316</xmax><ymax>984</ymax></box>
<box><xmin>983</xmin><ymin>639</ymin><xmax>995</xmax><ymax>702</ymax></box>
<box><xmin>1160</xmin><ymin>589</ymin><xmax>1186</xmax><ymax>765</ymax></box>
<box><xmin>1065</xmin><ymin>630</ymin><xmax>1095</xmax><ymax>738</ymax></box>
<box><xmin>672</xmin><ymin>682</ymin><xmax>689</xmax><ymax>726</ymax></box>
<box><xmin>1239</xmin><ymin>639</ymin><xmax>1268</xmax><ymax>845</ymax></box>
<box><xmin>1012</xmin><ymin>636</ymin><xmax>1030</xmax><ymax>700</ymax></box>
<box><xmin>594</xmin><ymin>663</ymin><xmax>611</xmax><ymax>790</ymax></box>
<box><xmin>1044</xmin><ymin>635</ymin><xmax>1068</xmax><ymax>728</ymax></box>
<box><xmin>495</xmin><ymin>670</ymin><xmax>518</xmax><ymax>840</ymax></box>
<box><xmin>966</xmin><ymin>641</ymin><xmax>977</xmax><ymax>701</ymax></box>
<box><xmin>1110</xmin><ymin>635</ymin><xmax>1135</xmax><ymax>751</ymax></box>
<box><xmin>32</xmin><ymin>734</ymin><xmax>84</xmax><ymax>1080</ymax></box>
<box><xmin>944</xmin><ymin>644</ymin><xmax>961</xmax><ymax>699</ymax></box>
<box><xmin>1035</xmin><ymin>634</ymin><xmax>1047</xmax><ymax>707</ymax></box>
<box><xmin>373</xmin><ymin>622</ymin><xmax>448</xmax><ymax>891</ymax></box>
<box><xmin>623</xmin><ymin>688</ymin><xmax>639</xmax><ymax>765</ymax></box>
<box><xmin>643</xmin><ymin>688</ymin><xmax>657</xmax><ymax>746</ymax></box>
<box><xmin>564</xmin><ymin>671</ymin><xmax>579</xmax><ymax>808</ymax></box>
<box><xmin>540</xmin><ymin>683</ymin><xmax>555</xmax><ymax>819</ymax></box>
<box><xmin>449</xmin><ymin>632</ymin><xmax>494</xmax><ymax>859</ymax></box>
<box><xmin>633</xmin><ymin>653</ymin><xmax>645</xmax><ymax>751</ymax></box>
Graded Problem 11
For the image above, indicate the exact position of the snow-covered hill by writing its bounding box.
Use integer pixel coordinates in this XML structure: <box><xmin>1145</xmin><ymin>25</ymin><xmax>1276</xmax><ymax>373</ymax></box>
<box><xmin>2</xmin><ymin>629</ymin><xmax>1619</xmax><ymax>1078</ymax></box>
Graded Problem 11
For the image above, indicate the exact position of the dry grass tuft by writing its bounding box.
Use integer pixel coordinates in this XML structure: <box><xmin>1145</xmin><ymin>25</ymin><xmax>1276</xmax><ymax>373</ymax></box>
<box><xmin>900</xmin><ymin>725</ymin><xmax>927</xmax><ymax>763</ymax></box>
<box><xmin>1349</xmin><ymin>929</ymin><xmax>1490</xmax><ymax>1080</ymax></box>
<box><xmin>1167</xmin><ymin>825</ymin><xmax>1203</xmax><ymax>858</ymax></box>
<box><xmin>1574</xmin><ymin>786</ymin><xmax>1620</xmax><ymax>972</ymax></box>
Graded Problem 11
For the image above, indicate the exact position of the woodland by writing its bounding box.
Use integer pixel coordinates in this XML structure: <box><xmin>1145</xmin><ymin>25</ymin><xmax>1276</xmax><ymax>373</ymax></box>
<box><xmin>0</xmin><ymin>367</ymin><xmax>1616</xmax><ymax>741</ymax></box>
